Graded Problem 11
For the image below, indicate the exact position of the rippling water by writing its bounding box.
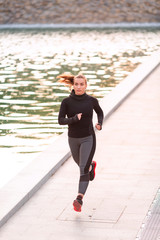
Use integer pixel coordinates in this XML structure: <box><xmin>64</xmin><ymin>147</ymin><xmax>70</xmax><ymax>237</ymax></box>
<box><xmin>0</xmin><ymin>28</ymin><xmax>160</xmax><ymax>186</ymax></box>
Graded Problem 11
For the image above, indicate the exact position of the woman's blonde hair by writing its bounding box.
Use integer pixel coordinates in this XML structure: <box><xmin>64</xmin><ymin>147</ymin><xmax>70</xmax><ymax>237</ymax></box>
<box><xmin>57</xmin><ymin>72</ymin><xmax>87</xmax><ymax>88</ymax></box>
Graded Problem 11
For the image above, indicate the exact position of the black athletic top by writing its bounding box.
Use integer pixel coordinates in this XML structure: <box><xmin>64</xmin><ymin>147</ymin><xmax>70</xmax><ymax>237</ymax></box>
<box><xmin>58</xmin><ymin>90</ymin><xmax>104</xmax><ymax>138</ymax></box>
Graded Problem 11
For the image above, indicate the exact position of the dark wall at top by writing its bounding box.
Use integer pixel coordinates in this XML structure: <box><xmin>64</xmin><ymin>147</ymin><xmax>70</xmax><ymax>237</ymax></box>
<box><xmin>0</xmin><ymin>0</ymin><xmax>160</xmax><ymax>24</ymax></box>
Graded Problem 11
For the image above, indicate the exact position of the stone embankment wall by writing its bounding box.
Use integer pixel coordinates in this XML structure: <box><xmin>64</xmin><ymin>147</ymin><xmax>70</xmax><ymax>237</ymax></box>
<box><xmin>0</xmin><ymin>0</ymin><xmax>160</xmax><ymax>24</ymax></box>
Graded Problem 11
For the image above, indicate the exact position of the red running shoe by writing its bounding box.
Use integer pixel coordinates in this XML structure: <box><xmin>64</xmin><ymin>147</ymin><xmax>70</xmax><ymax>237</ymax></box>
<box><xmin>90</xmin><ymin>161</ymin><xmax>97</xmax><ymax>181</ymax></box>
<box><xmin>73</xmin><ymin>196</ymin><xmax>83</xmax><ymax>212</ymax></box>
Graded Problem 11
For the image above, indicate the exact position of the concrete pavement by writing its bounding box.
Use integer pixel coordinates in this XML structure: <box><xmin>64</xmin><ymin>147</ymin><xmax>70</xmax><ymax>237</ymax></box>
<box><xmin>0</xmin><ymin>54</ymin><xmax>160</xmax><ymax>240</ymax></box>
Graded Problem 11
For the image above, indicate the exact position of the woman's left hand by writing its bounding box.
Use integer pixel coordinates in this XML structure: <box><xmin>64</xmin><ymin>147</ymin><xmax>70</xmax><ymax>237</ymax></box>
<box><xmin>95</xmin><ymin>123</ymin><xmax>101</xmax><ymax>131</ymax></box>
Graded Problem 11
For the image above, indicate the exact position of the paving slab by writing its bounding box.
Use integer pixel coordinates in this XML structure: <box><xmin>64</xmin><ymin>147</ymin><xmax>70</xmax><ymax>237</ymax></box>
<box><xmin>0</xmin><ymin>53</ymin><xmax>160</xmax><ymax>239</ymax></box>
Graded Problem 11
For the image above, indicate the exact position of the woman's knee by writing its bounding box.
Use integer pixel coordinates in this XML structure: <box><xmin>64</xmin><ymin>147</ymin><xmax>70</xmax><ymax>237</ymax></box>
<box><xmin>80</xmin><ymin>165</ymin><xmax>89</xmax><ymax>175</ymax></box>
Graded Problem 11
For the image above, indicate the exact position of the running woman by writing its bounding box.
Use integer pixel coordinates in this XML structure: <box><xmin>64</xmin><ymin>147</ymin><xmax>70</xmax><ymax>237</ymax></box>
<box><xmin>58</xmin><ymin>73</ymin><xmax>104</xmax><ymax>212</ymax></box>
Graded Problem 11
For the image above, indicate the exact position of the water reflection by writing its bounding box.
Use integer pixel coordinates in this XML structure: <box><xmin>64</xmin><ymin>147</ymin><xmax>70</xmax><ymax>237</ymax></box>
<box><xmin>0</xmin><ymin>28</ymin><xmax>160</xmax><ymax>158</ymax></box>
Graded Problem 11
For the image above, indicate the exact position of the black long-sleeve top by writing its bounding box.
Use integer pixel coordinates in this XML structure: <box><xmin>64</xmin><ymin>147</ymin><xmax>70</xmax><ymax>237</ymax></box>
<box><xmin>58</xmin><ymin>90</ymin><xmax>104</xmax><ymax>138</ymax></box>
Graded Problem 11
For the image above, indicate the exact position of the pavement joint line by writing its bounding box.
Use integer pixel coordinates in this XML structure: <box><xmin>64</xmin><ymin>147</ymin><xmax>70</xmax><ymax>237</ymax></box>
<box><xmin>0</xmin><ymin>51</ymin><xmax>160</xmax><ymax>228</ymax></box>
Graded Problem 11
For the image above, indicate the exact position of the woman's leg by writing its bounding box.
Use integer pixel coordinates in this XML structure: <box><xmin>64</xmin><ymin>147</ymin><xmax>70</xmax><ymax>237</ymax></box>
<box><xmin>78</xmin><ymin>134</ymin><xmax>96</xmax><ymax>195</ymax></box>
<box><xmin>69</xmin><ymin>134</ymin><xmax>96</xmax><ymax>212</ymax></box>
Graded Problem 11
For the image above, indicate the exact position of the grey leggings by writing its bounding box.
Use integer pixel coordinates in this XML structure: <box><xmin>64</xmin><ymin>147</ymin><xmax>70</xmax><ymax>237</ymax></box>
<box><xmin>68</xmin><ymin>134</ymin><xmax>96</xmax><ymax>195</ymax></box>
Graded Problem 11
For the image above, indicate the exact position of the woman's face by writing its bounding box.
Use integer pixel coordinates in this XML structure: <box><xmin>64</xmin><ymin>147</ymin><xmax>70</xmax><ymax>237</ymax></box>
<box><xmin>73</xmin><ymin>77</ymin><xmax>87</xmax><ymax>95</ymax></box>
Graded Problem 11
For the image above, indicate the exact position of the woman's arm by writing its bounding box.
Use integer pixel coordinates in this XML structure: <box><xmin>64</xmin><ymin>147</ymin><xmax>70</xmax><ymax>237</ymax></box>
<box><xmin>58</xmin><ymin>99</ymin><xmax>79</xmax><ymax>125</ymax></box>
<box><xmin>93</xmin><ymin>98</ymin><xmax>104</xmax><ymax>130</ymax></box>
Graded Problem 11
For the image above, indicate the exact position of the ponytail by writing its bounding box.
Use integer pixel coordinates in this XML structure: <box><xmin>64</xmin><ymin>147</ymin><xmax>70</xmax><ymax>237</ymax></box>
<box><xmin>57</xmin><ymin>73</ymin><xmax>74</xmax><ymax>88</ymax></box>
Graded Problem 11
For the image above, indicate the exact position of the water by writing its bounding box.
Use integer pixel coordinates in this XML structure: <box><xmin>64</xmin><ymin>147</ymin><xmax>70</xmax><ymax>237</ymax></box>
<box><xmin>0</xmin><ymin>28</ymin><xmax>160</xmax><ymax>187</ymax></box>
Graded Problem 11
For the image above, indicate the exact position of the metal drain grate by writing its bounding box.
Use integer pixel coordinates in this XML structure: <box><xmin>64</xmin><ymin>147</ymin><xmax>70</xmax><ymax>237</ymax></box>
<box><xmin>136</xmin><ymin>188</ymin><xmax>160</xmax><ymax>240</ymax></box>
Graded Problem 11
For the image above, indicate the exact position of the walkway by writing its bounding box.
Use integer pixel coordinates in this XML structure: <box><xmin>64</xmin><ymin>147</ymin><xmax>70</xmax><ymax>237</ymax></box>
<box><xmin>0</xmin><ymin>63</ymin><xmax>160</xmax><ymax>240</ymax></box>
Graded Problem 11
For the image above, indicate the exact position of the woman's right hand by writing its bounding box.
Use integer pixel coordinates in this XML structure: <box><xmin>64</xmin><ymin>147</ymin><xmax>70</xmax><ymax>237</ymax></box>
<box><xmin>77</xmin><ymin>113</ymin><xmax>82</xmax><ymax>120</ymax></box>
